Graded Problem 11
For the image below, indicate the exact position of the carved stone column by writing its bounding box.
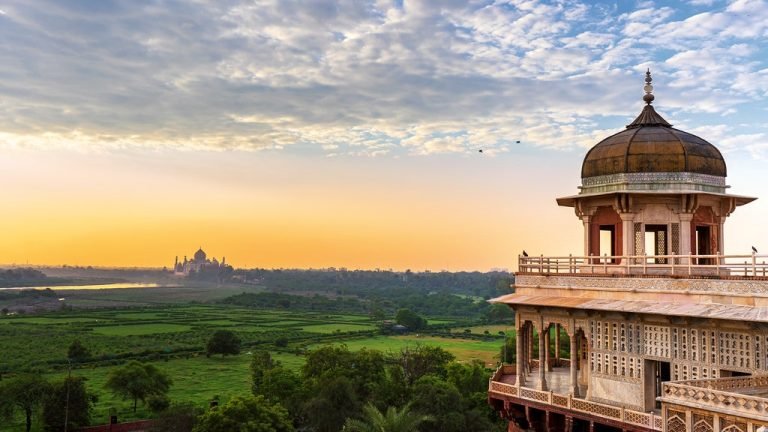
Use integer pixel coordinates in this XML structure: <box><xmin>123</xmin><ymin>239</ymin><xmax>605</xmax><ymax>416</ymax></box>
<box><xmin>525</xmin><ymin>322</ymin><xmax>533</xmax><ymax>373</ymax></box>
<box><xmin>516</xmin><ymin>321</ymin><xmax>525</xmax><ymax>387</ymax></box>
<box><xmin>620</xmin><ymin>213</ymin><xmax>634</xmax><ymax>265</ymax></box>
<box><xmin>582</xmin><ymin>215</ymin><xmax>591</xmax><ymax>257</ymax></box>
<box><xmin>545</xmin><ymin>324</ymin><xmax>553</xmax><ymax>372</ymax></box>
<box><xmin>538</xmin><ymin>318</ymin><xmax>548</xmax><ymax>390</ymax></box>
<box><xmin>679</xmin><ymin>213</ymin><xmax>693</xmax><ymax>263</ymax></box>
<box><xmin>570</xmin><ymin>329</ymin><xmax>580</xmax><ymax>397</ymax></box>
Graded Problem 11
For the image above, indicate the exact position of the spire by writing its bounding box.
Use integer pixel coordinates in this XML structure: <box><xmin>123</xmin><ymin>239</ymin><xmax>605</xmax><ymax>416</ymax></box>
<box><xmin>626</xmin><ymin>69</ymin><xmax>672</xmax><ymax>129</ymax></box>
<box><xmin>643</xmin><ymin>68</ymin><xmax>654</xmax><ymax>105</ymax></box>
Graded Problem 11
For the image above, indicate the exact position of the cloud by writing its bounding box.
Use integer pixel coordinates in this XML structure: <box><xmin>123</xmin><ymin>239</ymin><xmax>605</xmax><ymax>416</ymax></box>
<box><xmin>0</xmin><ymin>0</ymin><xmax>766</xmax><ymax>157</ymax></box>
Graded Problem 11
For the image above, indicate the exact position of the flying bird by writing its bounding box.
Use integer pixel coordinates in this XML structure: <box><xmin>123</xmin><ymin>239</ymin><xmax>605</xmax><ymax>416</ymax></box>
<box><xmin>522</xmin><ymin>250</ymin><xmax>528</xmax><ymax>257</ymax></box>
<box><xmin>753</xmin><ymin>246</ymin><xmax>758</xmax><ymax>254</ymax></box>
<box><xmin>478</xmin><ymin>149</ymin><xmax>483</xmax><ymax>153</ymax></box>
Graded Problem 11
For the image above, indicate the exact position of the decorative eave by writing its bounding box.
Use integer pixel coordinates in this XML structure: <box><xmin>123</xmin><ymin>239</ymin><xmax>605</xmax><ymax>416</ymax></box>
<box><xmin>556</xmin><ymin>190</ymin><xmax>756</xmax><ymax>208</ymax></box>
<box><xmin>626</xmin><ymin>104</ymin><xmax>672</xmax><ymax>128</ymax></box>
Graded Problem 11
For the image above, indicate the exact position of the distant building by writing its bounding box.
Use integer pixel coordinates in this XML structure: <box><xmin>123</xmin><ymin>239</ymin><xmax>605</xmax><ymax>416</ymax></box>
<box><xmin>173</xmin><ymin>247</ymin><xmax>227</xmax><ymax>276</ymax></box>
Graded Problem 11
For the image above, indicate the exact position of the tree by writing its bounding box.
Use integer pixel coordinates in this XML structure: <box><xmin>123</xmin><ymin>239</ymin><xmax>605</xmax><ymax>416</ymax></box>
<box><xmin>67</xmin><ymin>339</ymin><xmax>91</xmax><ymax>363</ymax></box>
<box><xmin>42</xmin><ymin>376</ymin><xmax>94</xmax><ymax>432</ymax></box>
<box><xmin>251</xmin><ymin>351</ymin><xmax>276</xmax><ymax>395</ymax></box>
<box><xmin>105</xmin><ymin>361</ymin><xmax>172</xmax><ymax>413</ymax></box>
<box><xmin>394</xmin><ymin>308</ymin><xmax>426</xmax><ymax>331</ymax></box>
<box><xmin>192</xmin><ymin>395</ymin><xmax>293</xmax><ymax>432</ymax></box>
<box><xmin>486</xmin><ymin>303</ymin><xmax>514</xmax><ymax>323</ymax></box>
<box><xmin>446</xmin><ymin>360</ymin><xmax>489</xmax><ymax>396</ymax></box>
<box><xmin>303</xmin><ymin>376</ymin><xmax>359</xmax><ymax>432</ymax></box>
<box><xmin>0</xmin><ymin>374</ymin><xmax>50</xmax><ymax>432</ymax></box>
<box><xmin>343</xmin><ymin>403</ymin><xmax>432</xmax><ymax>432</ymax></box>
<box><xmin>150</xmin><ymin>403</ymin><xmax>202</xmax><ymax>432</ymax></box>
<box><xmin>409</xmin><ymin>376</ymin><xmax>465</xmax><ymax>432</ymax></box>
<box><xmin>397</xmin><ymin>345</ymin><xmax>455</xmax><ymax>385</ymax></box>
<box><xmin>206</xmin><ymin>330</ymin><xmax>241</xmax><ymax>357</ymax></box>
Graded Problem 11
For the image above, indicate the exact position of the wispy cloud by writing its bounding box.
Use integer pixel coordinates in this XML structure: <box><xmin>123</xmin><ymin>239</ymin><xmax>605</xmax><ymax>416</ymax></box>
<box><xmin>0</xmin><ymin>0</ymin><xmax>766</xmax><ymax>156</ymax></box>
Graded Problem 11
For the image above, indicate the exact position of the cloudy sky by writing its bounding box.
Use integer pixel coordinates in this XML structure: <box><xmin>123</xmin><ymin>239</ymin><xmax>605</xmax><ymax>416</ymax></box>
<box><xmin>2</xmin><ymin>0</ymin><xmax>768</xmax><ymax>269</ymax></box>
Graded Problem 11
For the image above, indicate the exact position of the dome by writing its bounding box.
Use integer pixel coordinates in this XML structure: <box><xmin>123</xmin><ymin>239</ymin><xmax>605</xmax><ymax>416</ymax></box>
<box><xmin>581</xmin><ymin>72</ymin><xmax>726</xmax><ymax>180</ymax></box>
<box><xmin>194</xmin><ymin>248</ymin><xmax>207</xmax><ymax>261</ymax></box>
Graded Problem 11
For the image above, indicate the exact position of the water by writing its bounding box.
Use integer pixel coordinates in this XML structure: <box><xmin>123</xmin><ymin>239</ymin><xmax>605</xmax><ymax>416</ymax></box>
<box><xmin>0</xmin><ymin>282</ymin><xmax>168</xmax><ymax>291</ymax></box>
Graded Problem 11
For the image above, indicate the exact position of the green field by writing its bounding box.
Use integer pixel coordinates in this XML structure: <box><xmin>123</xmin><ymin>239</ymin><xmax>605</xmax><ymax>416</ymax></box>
<box><xmin>92</xmin><ymin>323</ymin><xmax>194</xmax><ymax>336</ymax></box>
<box><xmin>311</xmin><ymin>335</ymin><xmax>502</xmax><ymax>367</ymax></box>
<box><xmin>0</xmin><ymin>303</ymin><xmax>501</xmax><ymax>431</ymax></box>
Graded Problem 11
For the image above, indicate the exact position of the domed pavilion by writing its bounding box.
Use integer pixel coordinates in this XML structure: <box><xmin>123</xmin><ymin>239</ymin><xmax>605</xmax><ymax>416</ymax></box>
<box><xmin>488</xmin><ymin>71</ymin><xmax>768</xmax><ymax>432</ymax></box>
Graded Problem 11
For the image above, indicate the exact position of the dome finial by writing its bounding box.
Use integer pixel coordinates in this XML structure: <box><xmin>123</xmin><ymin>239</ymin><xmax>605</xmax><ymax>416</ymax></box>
<box><xmin>643</xmin><ymin>68</ymin><xmax>655</xmax><ymax>105</ymax></box>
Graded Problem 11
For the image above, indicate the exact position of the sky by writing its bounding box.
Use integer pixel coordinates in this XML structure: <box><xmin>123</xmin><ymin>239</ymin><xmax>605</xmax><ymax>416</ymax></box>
<box><xmin>1</xmin><ymin>0</ymin><xmax>768</xmax><ymax>270</ymax></box>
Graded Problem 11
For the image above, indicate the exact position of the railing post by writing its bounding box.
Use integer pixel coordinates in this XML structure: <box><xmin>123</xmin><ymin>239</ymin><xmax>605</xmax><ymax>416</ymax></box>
<box><xmin>603</xmin><ymin>253</ymin><xmax>607</xmax><ymax>273</ymax></box>
<box><xmin>716</xmin><ymin>251</ymin><xmax>721</xmax><ymax>275</ymax></box>
<box><xmin>643</xmin><ymin>254</ymin><xmax>647</xmax><ymax>274</ymax></box>
<box><xmin>753</xmin><ymin>252</ymin><xmax>757</xmax><ymax>277</ymax></box>
<box><xmin>671</xmin><ymin>252</ymin><xmax>675</xmax><ymax>275</ymax></box>
<box><xmin>569</xmin><ymin>254</ymin><xmax>573</xmax><ymax>273</ymax></box>
<box><xmin>688</xmin><ymin>253</ymin><xmax>692</xmax><ymax>276</ymax></box>
<box><xmin>539</xmin><ymin>255</ymin><xmax>544</xmax><ymax>273</ymax></box>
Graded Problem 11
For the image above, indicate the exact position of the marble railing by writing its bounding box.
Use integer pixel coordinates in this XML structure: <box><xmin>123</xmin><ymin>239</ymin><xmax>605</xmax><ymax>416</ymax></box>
<box><xmin>489</xmin><ymin>365</ymin><xmax>662</xmax><ymax>430</ymax></box>
<box><xmin>662</xmin><ymin>377</ymin><xmax>768</xmax><ymax>420</ymax></box>
<box><xmin>519</xmin><ymin>253</ymin><xmax>768</xmax><ymax>278</ymax></box>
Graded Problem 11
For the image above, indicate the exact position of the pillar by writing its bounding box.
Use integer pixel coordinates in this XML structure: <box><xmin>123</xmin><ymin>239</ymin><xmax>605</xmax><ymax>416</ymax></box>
<box><xmin>555</xmin><ymin>324</ymin><xmax>561</xmax><ymax>363</ymax></box>
<box><xmin>538</xmin><ymin>318</ymin><xmax>548</xmax><ymax>390</ymax></box>
<box><xmin>516</xmin><ymin>322</ymin><xmax>526</xmax><ymax>387</ymax></box>
<box><xmin>525</xmin><ymin>322</ymin><xmax>533</xmax><ymax>372</ymax></box>
<box><xmin>545</xmin><ymin>324</ymin><xmax>553</xmax><ymax>372</ymax></box>
<box><xmin>570</xmin><ymin>330</ymin><xmax>579</xmax><ymax>397</ymax></box>
<box><xmin>565</xmin><ymin>416</ymin><xmax>574</xmax><ymax>432</ymax></box>
<box><xmin>582</xmin><ymin>216</ymin><xmax>591</xmax><ymax>257</ymax></box>
<box><xmin>679</xmin><ymin>213</ymin><xmax>693</xmax><ymax>262</ymax></box>
<box><xmin>620</xmin><ymin>213</ymin><xmax>634</xmax><ymax>265</ymax></box>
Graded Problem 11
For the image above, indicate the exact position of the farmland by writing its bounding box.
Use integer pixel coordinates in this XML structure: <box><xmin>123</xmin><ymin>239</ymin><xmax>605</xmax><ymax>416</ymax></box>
<box><xmin>0</xmin><ymin>302</ymin><xmax>508</xmax><ymax>431</ymax></box>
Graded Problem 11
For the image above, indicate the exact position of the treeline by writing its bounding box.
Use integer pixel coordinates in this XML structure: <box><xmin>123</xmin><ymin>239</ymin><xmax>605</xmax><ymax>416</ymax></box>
<box><xmin>237</xmin><ymin>268</ymin><xmax>511</xmax><ymax>299</ymax></box>
<box><xmin>223</xmin><ymin>269</ymin><xmax>513</xmax><ymax>320</ymax></box>
<box><xmin>0</xmin><ymin>288</ymin><xmax>58</xmax><ymax>302</ymax></box>
<box><xmin>0</xmin><ymin>268</ymin><xmax>52</xmax><ymax>288</ymax></box>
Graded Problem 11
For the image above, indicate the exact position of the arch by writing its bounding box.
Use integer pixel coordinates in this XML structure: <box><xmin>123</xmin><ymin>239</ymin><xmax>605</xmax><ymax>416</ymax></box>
<box><xmin>693</xmin><ymin>419</ymin><xmax>714</xmax><ymax>432</ymax></box>
<box><xmin>722</xmin><ymin>426</ymin><xmax>745</xmax><ymax>432</ymax></box>
<box><xmin>667</xmin><ymin>415</ymin><xmax>685</xmax><ymax>432</ymax></box>
<box><xmin>589</xmin><ymin>206</ymin><xmax>623</xmax><ymax>261</ymax></box>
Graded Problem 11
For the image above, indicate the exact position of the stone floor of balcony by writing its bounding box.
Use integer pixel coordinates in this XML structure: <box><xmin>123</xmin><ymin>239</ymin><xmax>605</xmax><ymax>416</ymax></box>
<box><xmin>523</xmin><ymin>366</ymin><xmax>589</xmax><ymax>397</ymax></box>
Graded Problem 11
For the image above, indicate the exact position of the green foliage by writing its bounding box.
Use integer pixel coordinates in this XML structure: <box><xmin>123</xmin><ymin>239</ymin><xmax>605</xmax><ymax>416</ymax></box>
<box><xmin>397</xmin><ymin>345</ymin><xmax>455</xmax><ymax>385</ymax></box>
<box><xmin>147</xmin><ymin>394</ymin><xmax>171</xmax><ymax>413</ymax></box>
<box><xmin>343</xmin><ymin>403</ymin><xmax>432</xmax><ymax>432</ymax></box>
<box><xmin>0</xmin><ymin>374</ymin><xmax>50</xmax><ymax>432</ymax></box>
<box><xmin>205</xmin><ymin>330</ymin><xmax>241</xmax><ymax>357</ymax></box>
<box><xmin>192</xmin><ymin>395</ymin><xmax>293</xmax><ymax>432</ymax></box>
<box><xmin>394</xmin><ymin>309</ymin><xmax>426</xmax><ymax>331</ymax></box>
<box><xmin>67</xmin><ymin>339</ymin><xmax>91</xmax><ymax>362</ymax></box>
<box><xmin>447</xmin><ymin>360</ymin><xmax>490</xmax><ymax>395</ymax></box>
<box><xmin>303</xmin><ymin>376</ymin><xmax>359</xmax><ymax>432</ymax></box>
<box><xmin>150</xmin><ymin>403</ymin><xmax>202</xmax><ymax>432</ymax></box>
<box><xmin>486</xmin><ymin>304</ymin><xmax>514</xmax><ymax>323</ymax></box>
<box><xmin>105</xmin><ymin>361</ymin><xmax>172</xmax><ymax>413</ymax></box>
<box><xmin>410</xmin><ymin>376</ymin><xmax>465</xmax><ymax>432</ymax></box>
<box><xmin>41</xmin><ymin>376</ymin><xmax>94</xmax><ymax>432</ymax></box>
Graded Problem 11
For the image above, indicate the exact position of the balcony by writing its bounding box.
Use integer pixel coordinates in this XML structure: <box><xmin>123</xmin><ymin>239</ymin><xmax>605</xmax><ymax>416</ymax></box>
<box><xmin>661</xmin><ymin>376</ymin><xmax>768</xmax><ymax>422</ymax></box>
<box><xmin>518</xmin><ymin>253</ymin><xmax>768</xmax><ymax>278</ymax></box>
<box><xmin>488</xmin><ymin>364</ymin><xmax>663</xmax><ymax>431</ymax></box>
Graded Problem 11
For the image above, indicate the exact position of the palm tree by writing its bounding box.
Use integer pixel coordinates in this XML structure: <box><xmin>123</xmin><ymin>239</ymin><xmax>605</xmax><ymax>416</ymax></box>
<box><xmin>343</xmin><ymin>403</ymin><xmax>433</xmax><ymax>432</ymax></box>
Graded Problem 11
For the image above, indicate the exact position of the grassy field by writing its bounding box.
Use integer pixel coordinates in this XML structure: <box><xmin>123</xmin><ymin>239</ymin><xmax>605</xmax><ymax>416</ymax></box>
<box><xmin>0</xmin><ymin>301</ymin><xmax>502</xmax><ymax>431</ymax></box>
<box><xmin>311</xmin><ymin>334</ymin><xmax>503</xmax><ymax>367</ymax></box>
